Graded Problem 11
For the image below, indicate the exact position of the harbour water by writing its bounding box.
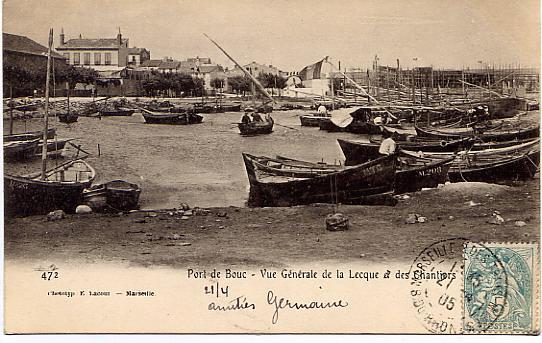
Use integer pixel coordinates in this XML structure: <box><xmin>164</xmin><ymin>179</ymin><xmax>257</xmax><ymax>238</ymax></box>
<box><xmin>4</xmin><ymin>110</ymin><xmax>366</xmax><ymax>208</ymax></box>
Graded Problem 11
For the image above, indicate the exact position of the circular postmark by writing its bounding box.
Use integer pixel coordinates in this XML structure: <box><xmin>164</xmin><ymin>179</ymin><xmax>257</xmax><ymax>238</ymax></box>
<box><xmin>409</xmin><ymin>238</ymin><xmax>509</xmax><ymax>334</ymax></box>
<box><xmin>409</xmin><ymin>238</ymin><xmax>467</xmax><ymax>334</ymax></box>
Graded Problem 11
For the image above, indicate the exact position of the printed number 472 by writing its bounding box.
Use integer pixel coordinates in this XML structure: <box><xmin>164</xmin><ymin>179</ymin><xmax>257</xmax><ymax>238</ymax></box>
<box><xmin>41</xmin><ymin>271</ymin><xmax>59</xmax><ymax>281</ymax></box>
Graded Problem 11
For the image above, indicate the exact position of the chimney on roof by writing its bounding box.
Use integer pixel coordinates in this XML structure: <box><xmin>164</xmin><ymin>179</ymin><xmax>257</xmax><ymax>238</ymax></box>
<box><xmin>59</xmin><ymin>28</ymin><xmax>65</xmax><ymax>45</ymax></box>
<box><xmin>117</xmin><ymin>27</ymin><xmax>122</xmax><ymax>46</ymax></box>
<box><xmin>79</xmin><ymin>33</ymin><xmax>82</xmax><ymax>39</ymax></box>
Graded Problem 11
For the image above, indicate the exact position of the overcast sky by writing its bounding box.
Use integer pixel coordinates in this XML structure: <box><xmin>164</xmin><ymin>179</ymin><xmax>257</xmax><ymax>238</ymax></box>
<box><xmin>3</xmin><ymin>0</ymin><xmax>540</xmax><ymax>71</ymax></box>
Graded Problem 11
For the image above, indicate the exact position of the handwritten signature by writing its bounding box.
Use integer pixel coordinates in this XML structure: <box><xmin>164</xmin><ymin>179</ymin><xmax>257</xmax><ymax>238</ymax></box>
<box><xmin>267</xmin><ymin>290</ymin><xmax>348</xmax><ymax>324</ymax></box>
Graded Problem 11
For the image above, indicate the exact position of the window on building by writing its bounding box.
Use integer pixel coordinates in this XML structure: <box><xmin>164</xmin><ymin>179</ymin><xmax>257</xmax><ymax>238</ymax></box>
<box><xmin>83</xmin><ymin>53</ymin><xmax>91</xmax><ymax>65</ymax></box>
<box><xmin>105</xmin><ymin>53</ymin><xmax>112</xmax><ymax>65</ymax></box>
<box><xmin>73</xmin><ymin>53</ymin><xmax>80</xmax><ymax>65</ymax></box>
<box><xmin>63</xmin><ymin>53</ymin><xmax>70</xmax><ymax>62</ymax></box>
<box><xmin>94</xmin><ymin>53</ymin><xmax>101</xmax><ymax>65</ymax></box>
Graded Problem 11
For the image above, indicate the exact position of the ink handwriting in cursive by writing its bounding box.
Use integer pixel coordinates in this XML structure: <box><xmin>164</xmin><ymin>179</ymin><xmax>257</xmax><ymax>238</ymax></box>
<box><xmin>267</xmin><ymin>290</ymin><xmax>349</xmax><ymax>324</ymax></box>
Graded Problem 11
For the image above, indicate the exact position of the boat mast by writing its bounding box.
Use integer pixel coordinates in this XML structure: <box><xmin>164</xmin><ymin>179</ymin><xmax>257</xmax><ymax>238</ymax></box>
<box><xmin>203</xmin><ymin>33</ymin><xmax>275</xmax><ymax>104</ymax></box>
<box><xmin>41</xmin><ymin>28</ymin><xmax>53</xmax><ymax>180</ymax></box>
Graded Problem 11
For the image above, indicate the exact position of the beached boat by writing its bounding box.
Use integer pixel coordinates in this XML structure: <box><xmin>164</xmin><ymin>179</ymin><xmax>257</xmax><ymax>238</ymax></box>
<box><xmin>275</xmin><ymin>154</ymin><xmax>453</xmax><ymax>195</ymax></box>
<box><xmin>36</xmin><ymin>138</ymin><xmax>72</xmax><ymax>158</ymax></box>
<box><xmin>141</xmin><ymin>108</ymin><xmax>203</xmax><ymax>125</ymax></box>
<box><xmin>58</xmin><ymin>112</ymin><xmax>78</xmax><ymax>123</ymax></box>
<box><xmin>242</xmin><ymin>153</ymin><xmax>396</xmax><ymax>207</ymax></box>
<box><xmin>83</xmin><ymin>180</ymin><xmax>141</xmax><ymax>211</ymax></box>
<box><xmin>4</xmin><ymin>138</ymin><xmax>40</xmax><ymax>161</ymax></box>
<box><xmin>415</xmin><ymin>124</ymin><xmax>540</xmax><ymax>142</ymax></box>
<box><xmin>403</xmin><ymin>139</ymin><xmax>540</xmax><ymax>183</ymax></box>
<box><xmin>238</xmin><ymin>116</ymin><xmax>274</xmax><ymax>135</ymax></box>
<box><xmin>300</xmin><ymin>112</ymin><xmax>332</xmax><ymax>127</ymax></box>
<box><xmin>4</xmin><ymin>128</ymin><xmax>56</xmax><ymax>142</ymax></box>
<box><xmin>222</xmin><ymin>103</ymin><xmax>242</xmax><ymax>112</ymax></box>
<box><xmin>99</xmin><ymin>108</ymin><xmax>135</xmax><ymax>117</ymax></box>
<box><xmin>4</xmin><ymin>159</ymin><xmax>96</xmax><ymax>216</ymax></box>
<box><xmin>337</xmin><ymin>137</ymin><xmax>472</xmax><ymax>164</ymax></box>
<box><xmin>5</xmin><ymin>30</ymin><xmax>97</xmax><ymax>217</ymax></box>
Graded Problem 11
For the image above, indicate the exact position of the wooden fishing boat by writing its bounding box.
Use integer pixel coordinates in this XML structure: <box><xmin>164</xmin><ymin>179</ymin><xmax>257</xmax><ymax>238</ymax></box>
<box><xmin>4</xmin><ymin>128</ymin><xmax>56</xmax><ymax>142</ymax></box>
<box><xmin>415</xmin><ymin>124</ymin><xmax>540</xmax><ymax>142</ymax></box>
<box><xmin>318</xmin><ymin>118</ymin><xmax>383</xmax><ymax>134</ymax></box>
<box><xmin>300</xmin><ymin>112</ymin><xmax>332</xmax><ymax>127</ymax></box>
<box><xmin>4</xmin><ymin>138</ymin><xmax>40</xmax><ymax>161</ymax></box>
<box><xmin>338</xmin><ymin>138</ymin><xmax>471</xmax><ymax>165</ymax></box>
<box><xmin>222</xmin><ymin>103</ymin><xmax>242</xmax><ymax>112</ymax></box>
<box><xmin>242</xmin><ymin>153</ymin><xmax>396</xmax><ymax>207</ymax></box>
<box><xmin>141</xmin><ymin>108</ymin><xmax>203</xmax><ymax>125</ymax></box>
<box><xmin>275</xmin><ymin>154</ymin><xmax>453</xmax><ymax>194</ymax></box>
<box><xmin>238</xmin><ymin>116</ymin><xmax>274</xmax><ymax>135</ymax></box>
<box><xmin>58</xmin><ymin>112</ymin><xmax>78</xmax><ymax>123</ymax></box>
<box><xmin>36</xmin><ymin>138</ymin><xmax>73</xmax><ymax>158</ymax></box>
<box><xmin>394</xmin><ymin>153</ymin><xmax>454</xmax><ymax>194</ymax></box>
<box><xmin>4</xmin><ymin>160</ymin><xmax>96</xmax><ymax>216</ymax></box>
<box><xmin>403</xmin><ymin>139</ymin><xmax>540</xmax><ymax>183</ymax></box>
<box><xmin>83</xmin><ymin>179</ymin><xmax>141</xmax><ymax>211</ymax></box>
<box><xmin>470</xmin><ymin>138</ymin><xmax>539</xmax><ymax>151</ymax></box>
<box><xmin>99</xmin><ymin>108</ymin><xmax>135</xmax><ymax>117</ymax></box>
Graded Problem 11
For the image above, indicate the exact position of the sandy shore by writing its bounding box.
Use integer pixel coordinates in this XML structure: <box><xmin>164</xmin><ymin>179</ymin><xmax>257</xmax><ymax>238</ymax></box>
<box><xmin>5</xmin><ymin>179</ymin><xmax>539</xmax><ymax>267</ymax></box>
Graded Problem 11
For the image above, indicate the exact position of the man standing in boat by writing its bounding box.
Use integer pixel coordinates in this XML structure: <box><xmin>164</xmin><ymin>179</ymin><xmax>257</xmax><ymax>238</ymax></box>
<box><xmin>379</xmin><ymin>131</ymin><xmax>398</xmax><ymax>155</ymax></box>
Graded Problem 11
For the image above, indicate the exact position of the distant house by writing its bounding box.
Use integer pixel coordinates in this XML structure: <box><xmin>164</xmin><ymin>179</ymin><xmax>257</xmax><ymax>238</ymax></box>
<box><xmin>127</xmin><ymin>47</ymin><xmax>150</xmax><ymax>67</ymax></box>
<box><xmin>3</xmin><ymin>32</ymin><xmax>67</xmax><ymax>96</ymax></box>
<box><xmin>227</xmin><ymin>61</ymin><xmax>287</xmax><ymax>78</ymax></box>
<box><xmin>179</xmin><ymin>57</ymin><xmax>224</xmax><ymax>90</ymax></box>
<box><xmin>56</xmin><ymin>29</ymin><xmax>150</xmax><ymax>71</ymax></box>
<box><xmin>138</xmin><ymin>59</ymin><xmax>162</xmax><ymax>71</ymax></box>
<box><xmin>157</xmin><ymin>60</ymin><xmax>182</xmax><ymax>74</ymax></box>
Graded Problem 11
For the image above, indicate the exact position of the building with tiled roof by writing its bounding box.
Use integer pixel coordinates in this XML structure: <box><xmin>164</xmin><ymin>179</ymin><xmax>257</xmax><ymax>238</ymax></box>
<box><xmin>3</xmin><ymin>32</ymin><xmax>68</xmax><ymax>97</ymax></box>
<box><xmin>3</xmin><ymin>32</ymin><xmax>66</xmax><ymax>60</ymax></box>
<box><xmin>56</xmin><ymin>29</ymin><xmax>150</xmax><ymax>71</ymax></box>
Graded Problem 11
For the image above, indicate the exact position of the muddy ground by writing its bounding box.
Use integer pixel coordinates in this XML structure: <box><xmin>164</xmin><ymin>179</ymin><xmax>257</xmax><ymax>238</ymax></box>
<box><xmin>5</xmin><ymin>179</ymin><xmax>539</xmax><ymax>268</ymax></box>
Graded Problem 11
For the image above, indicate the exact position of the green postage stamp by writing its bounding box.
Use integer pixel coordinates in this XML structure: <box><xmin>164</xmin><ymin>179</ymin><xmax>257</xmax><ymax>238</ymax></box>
<box><xmin>464</xmin><ymin>242</ymin><xmax>540</xmax><ymax>334</ymax></box>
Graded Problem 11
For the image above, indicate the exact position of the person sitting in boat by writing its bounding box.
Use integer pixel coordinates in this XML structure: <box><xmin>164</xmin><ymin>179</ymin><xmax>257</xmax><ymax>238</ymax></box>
<box><xmin>251</xmin><ymin>112</ymin><xmax>264</xmax><ymax>122</ymax></box>
<box><xmin>241</xmin><ymin>112</ymin><xmax>252</xmax><ymax>124</ymax></box>
<box><xmin>379</xmin><ymin>131</ymin><xmax>398</xmax><ymax>155</ymax></box>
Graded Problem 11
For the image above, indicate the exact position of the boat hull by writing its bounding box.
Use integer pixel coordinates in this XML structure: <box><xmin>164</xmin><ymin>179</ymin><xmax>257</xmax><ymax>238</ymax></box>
<box><xmin>4</xmin><ymin>175</ymin><xmax>92</xmax><ymax>216</ymax></box>
<box><xmin>415</xmin><ymin>124</ymin><xmax>540</xmax><ymax>142</ymax></box>
<box><xmin>448</xmin><ymin>151</ymin><xmax>540</xmax><ymax>183</ymax></box>
<box><xmin>4</xmin><ymin>128</ymin><xmax>56</xmax><ymax>142</ymax></box>
<box><xmin>99</xmin><ymin>109</ymin><xmax>135</xmax><ymax>117</ymax></box>
<box><xmin>4</xmin><ymin>139</ymin><xmax>40</xmax><ymax>161</ymax></box>
<box><xmin>300</xmin><ymin>115</ymin><xmax>331</xmax><ymax>127</ymax></box>
<box><xmin>243</xmin><ymin>153</ymin><xmax>397</xmax><ymax>207</ymax></box>
<box><xmin>338</xmin><ymin>138</ymin><xmax>471</xmax><ymax>165</ymax></box>
<box><xmin>238</xmin><ymin>117</ymin><xmax>274</xmax><ymax>135</ymax></box>
<box><xmin>395</xmin><ymin>157</ymin><xmax>453</xmax><ymax>194</ymax></box>
<box><xmin>58</xmin><ymin>113</ymin><xmax>78</xmax><ymax>123</ymax></box>
<box><xmin>142</xmin><ymin>111</ymin><xmax>203</xmax><ymax>125</ymax></box>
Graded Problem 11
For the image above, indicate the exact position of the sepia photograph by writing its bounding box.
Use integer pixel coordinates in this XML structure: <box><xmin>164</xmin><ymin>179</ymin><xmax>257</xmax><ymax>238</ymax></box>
<box><xmin>2</xmin><ymin>0</ymin><xmax>540</xmax><ymax>335</ymax></box>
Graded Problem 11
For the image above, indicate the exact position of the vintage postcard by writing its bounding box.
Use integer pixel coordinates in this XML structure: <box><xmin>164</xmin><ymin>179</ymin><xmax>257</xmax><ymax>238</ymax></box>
<box><xmin>2</xmin><ymin>0</ymin><xmax>540</xmax><ymax>335</ymax></box>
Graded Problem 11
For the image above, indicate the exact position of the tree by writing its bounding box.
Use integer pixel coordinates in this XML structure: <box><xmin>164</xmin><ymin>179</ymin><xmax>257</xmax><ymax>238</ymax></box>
<box><xmin>139</xmin><ymin>71</ymin><xmax>204</xmax><ymax>97</ymax></box>
<box><xmin>228</xmin><ymin>75</ymin><xmax>251</xmax><ymax>95</ymax></box>
<box><xmin>211</xmin><ymin>77</ymin><xmax>225</xmax><ymax>90</ymax></box>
